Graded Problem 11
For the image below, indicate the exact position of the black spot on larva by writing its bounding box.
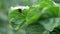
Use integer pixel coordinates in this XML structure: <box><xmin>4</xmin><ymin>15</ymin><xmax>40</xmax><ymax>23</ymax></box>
<box><xmin>18</xmin><ymin>8</ymin><xmax>22</xmax><ymax>13</ymax></box>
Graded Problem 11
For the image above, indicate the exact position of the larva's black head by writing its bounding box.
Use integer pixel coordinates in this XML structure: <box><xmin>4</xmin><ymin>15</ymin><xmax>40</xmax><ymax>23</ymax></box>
<box><xmin>18</xmin><ymin>8</ymin><xmax>22</xmax><ymax>13</ymax></box>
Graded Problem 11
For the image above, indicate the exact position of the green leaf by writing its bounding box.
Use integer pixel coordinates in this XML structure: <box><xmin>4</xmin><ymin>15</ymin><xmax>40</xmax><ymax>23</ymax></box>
<box><xmin>9</xmin><ymin>7</ymin><xmax>42</xmax><ymax>30</ymax></box>
<box><xmin>25</xmin><ymin>7</ymin><xmax>41</xmax><ymax>25</ymax></box>
<box><xmin>24</xmin><ymin>23</ymin><xmax>49</xmax><ymax>34</ymax></box>
<box><xmin>9</xmin><ymin>9</ymin><xmax>27</xmax><ymax>30</ymax></box>
<box><xmin>40</xmin><ymin>7</ymin><xmax>59</xmax><ymax>19</ymax></box>
<box><xmin>39</xmin><ymin>18</ymin><xmax>60</xmax><ymax>31</ymax></box>
<box><xmin>39</xmin><ymin>7</ymin><xmax>59</xmax><ymax>31</ymax></box>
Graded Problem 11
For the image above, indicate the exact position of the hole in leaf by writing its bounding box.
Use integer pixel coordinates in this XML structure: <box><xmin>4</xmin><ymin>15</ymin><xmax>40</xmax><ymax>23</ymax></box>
<box><xmin>18</xmin><ymin>8</ymin><xmax>22</xmax><ymax>13</ymax></box>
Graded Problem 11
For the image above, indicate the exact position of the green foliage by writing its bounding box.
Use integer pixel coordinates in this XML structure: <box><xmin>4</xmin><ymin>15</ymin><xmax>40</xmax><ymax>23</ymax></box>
<box><xmin>9</xmin><ymin>0</ymin><xmax>60</xmax><ymax>34</ymax></box>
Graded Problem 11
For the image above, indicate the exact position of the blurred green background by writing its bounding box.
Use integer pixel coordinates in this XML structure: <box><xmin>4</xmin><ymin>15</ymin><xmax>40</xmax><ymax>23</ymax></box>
<box><xmin>0</xmin><ymin>0</ymin><xmax>60</xmax><ymax>34</ymax></box>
